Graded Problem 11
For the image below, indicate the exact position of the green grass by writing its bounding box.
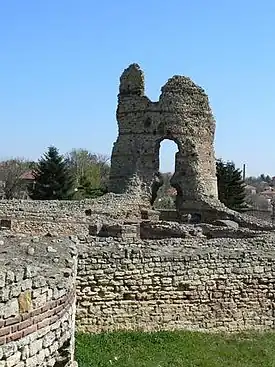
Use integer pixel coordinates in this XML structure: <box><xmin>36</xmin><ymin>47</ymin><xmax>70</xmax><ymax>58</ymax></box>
<box><xmin>75</xmin><ymin>330</ymin><xmax>275</xmax><ymax>367</ymax></box>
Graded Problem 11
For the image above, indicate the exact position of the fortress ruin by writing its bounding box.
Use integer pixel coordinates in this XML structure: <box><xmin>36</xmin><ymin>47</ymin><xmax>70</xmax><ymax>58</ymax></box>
<box><xmin>1</xmin><ymin>64</ymin><xmax>275</xmax><ymax>366</ymax></box>
<box><xmin>109</xmin><ymin>63</ymin><xmax>219</xmax><ymax>216</ymax></box>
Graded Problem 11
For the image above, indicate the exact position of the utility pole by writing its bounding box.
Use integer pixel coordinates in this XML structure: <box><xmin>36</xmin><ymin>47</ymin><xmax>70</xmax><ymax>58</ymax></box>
<box><xmin>272</xmin><ymin>200</ymin><xmax>275</xmax><ymax>225</ymax></box>
<box><xmin>242</xmin><ymin>164</ymin><xmax>246</xmax><ymax>182</ymax></box>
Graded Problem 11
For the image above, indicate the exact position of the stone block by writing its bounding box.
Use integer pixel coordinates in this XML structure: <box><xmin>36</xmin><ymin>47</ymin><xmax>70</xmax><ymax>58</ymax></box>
<box><xmin>29</xmin><ymin>339</ymin><xmax>42</xmax><ymax>357</ymax></box>
<box><xmin>18</xmin><ymin>290</ymin><xmax>32</xmax><ymax>314</ymax></box>
<box><xmin>6</xmin><ymin>351</ymin><xmax>21</xmax><ymax>367</ymax></box>
<box><xmin>214</xmin><ymin>220</ymin><xmax>239</xmax><ymax>229</ymax></box>
<box><xmin>3</xmin><ymin>299</ymin><xmax>18</xmax><ymax>319</ymax></box>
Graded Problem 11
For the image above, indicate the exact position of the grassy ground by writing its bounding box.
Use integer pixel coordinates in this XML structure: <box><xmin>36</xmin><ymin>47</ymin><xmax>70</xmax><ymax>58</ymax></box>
<box><xmin>75</xmin><ymin>330</ymin><xmax>275</xmax><ymax>367</ymax></box>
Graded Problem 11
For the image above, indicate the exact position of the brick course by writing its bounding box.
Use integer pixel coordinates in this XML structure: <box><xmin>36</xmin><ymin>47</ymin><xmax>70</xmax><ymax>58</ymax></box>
<box><xmin>0</xmin><ymin>235</ymin><xmax>77</xmax><ymax>367</ymax></box>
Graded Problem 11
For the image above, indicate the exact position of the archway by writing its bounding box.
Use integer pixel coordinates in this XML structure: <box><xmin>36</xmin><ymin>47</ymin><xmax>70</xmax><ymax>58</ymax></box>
<box><xmin>152</xmin><ymin>139</ymin><xmax>179</xmax><ymax>208</ymax></box>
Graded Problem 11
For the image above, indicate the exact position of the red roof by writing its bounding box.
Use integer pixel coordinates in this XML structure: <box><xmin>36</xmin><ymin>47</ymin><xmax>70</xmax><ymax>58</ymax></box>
<box><xmin>167</xmin><ymin>187</ymin><xmax>177</xmax><ymax>196</ymax></box>
<box><xmin>20</xmin><ymin>170</ymin><xmax>35</xmax><ymax>180</ymax></box>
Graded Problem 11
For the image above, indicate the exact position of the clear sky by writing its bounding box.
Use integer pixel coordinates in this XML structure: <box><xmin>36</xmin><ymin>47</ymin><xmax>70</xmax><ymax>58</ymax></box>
<box><xmin>0</xmin><ymin>1</ymin><xmax>274</xmax><ymax>177</ymax></box>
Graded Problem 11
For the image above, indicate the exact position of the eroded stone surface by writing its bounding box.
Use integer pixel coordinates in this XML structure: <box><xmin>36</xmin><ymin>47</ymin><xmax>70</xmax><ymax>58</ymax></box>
<box><xmin>108</xmin><ymin>64</ymin><xmax>275</xmax><ymax>230</ymax></box>
<box><xmin>109</xmin><ymin>64</ymin><xmax>218</xmax><ymax>211</ymax></box>
<box><xmin>1</xmin><ymin>63</ymin><xmax>275</xmax><ymax>367</ymax></box>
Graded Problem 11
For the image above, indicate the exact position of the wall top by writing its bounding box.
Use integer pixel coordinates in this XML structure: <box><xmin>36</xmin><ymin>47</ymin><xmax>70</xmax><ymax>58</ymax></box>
<box><xmin>119</xmin><ymin>63</ymin><xmax>145</xmax><ymax>96</ymax></box>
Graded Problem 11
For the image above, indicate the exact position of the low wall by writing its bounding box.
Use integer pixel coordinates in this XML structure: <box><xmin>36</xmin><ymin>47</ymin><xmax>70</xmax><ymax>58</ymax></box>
<box><xmin>0</xmin><ymin>199</ymin><xmax>90</xmax><ymax>236</ymax></box>
<box><xmin>0</xmin><ymin>234</ymin><xmax>77</xmax><ymax>367</ymax></box>
<box><xmin>76</xmin><ymin>235</ymin><xmax>275</xmax><ymax>333</ymax></box>
<box><xmin>0</xmin><ymin>200</ymin><xmax>89</xmax><ymax>217</ymax></box>
<box><xmin>0</xmin><ymin>194</ymin><xmax>147</xmax><ymax>224</ymax></box>
<box><xmin>245</xmin><ymin>209</ymin><xmax>272</xmax><ymax>222</ymax></box>
<box><xmin>0</xmin><ymin>217</ymin><xmax>88</xmax><ymax>236</ymax></box>
<box><xmin>158</xmin><ymin>209</ymin><xmax>180</xmax><ymax>222</ymax></box>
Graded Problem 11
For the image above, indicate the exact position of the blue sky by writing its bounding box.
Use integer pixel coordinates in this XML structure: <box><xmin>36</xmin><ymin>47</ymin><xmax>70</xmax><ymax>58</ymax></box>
<box><xmin>0</xmin><ymin>1</ymin><xmax>274</xmax><ymax>177</ymax></box>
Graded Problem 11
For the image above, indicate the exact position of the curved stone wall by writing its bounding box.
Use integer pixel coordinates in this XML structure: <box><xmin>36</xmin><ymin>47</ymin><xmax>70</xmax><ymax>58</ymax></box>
<box><xmin>0</xmin><ymin>234</ymin><xmax>77</xmax><ymax>367</ymax></box>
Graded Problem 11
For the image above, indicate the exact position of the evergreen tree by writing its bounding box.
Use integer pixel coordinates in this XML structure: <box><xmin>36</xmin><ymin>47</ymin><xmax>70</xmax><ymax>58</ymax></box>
<box><xmin>216</xmin><ymin>159</ymin><xmax>247</xmax><ymax>212</ymax></box>
<box><xmin>29</xmin><ymin>146</ymin><xmax>75</xmax><ymax>200</ymax></box>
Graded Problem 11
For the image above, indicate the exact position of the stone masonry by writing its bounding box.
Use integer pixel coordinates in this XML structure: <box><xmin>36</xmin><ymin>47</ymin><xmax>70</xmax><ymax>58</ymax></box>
<box><xmin>0</xmin><ymin>234</ymin><xmax>77</xmax><ymax>367</ymax></box>
<box><xmin>109</xmin><ymin>64</ymin><xmax>219</xmax><ymax>213</ymax></box>
<box><xmin>1</xmin><ymin>206</ymin><xmax>275</xmax><ymax>367</ymax></box>
<box><xmin>1</xmin><ymin>64</ymin><xmax>275</xmax><ymax>366</ymax></box>
<box><xmin>77</xmin><ymin>234</ymin><xmax>275</xmax><ymax>333</ymax></box>
<box><xmin>108</xmin><ymin>64</ymin><xmax>275</xmax><ymax>228</ymax></box>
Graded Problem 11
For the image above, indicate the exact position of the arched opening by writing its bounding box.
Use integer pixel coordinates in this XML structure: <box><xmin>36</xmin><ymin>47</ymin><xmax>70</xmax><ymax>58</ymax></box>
<box><xmin>152</xmin><ymin>139</ymin><xmax>179</xmax><ymax>209</ymax></box>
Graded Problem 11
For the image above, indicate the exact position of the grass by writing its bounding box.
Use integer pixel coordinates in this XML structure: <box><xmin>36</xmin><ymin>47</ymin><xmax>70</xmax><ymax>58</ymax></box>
<box><xmin>75</xmin><ymin>330</ymin><xmax>275</xmax><ymax>367</ymax></box>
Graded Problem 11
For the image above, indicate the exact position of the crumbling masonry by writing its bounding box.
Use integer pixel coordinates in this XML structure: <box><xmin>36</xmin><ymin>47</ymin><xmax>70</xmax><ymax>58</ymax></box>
<box><xmin>1</xmin><ymin>64</ymin><xmax>275</xmax><ymax>366</ymax></box>
<box><xmin>109</xmin><ymin>64</ymin><xmax>272</xmax><ymax>227</ymax></box>
<box><xmin>109</xmin><ymin>64</ymin><xmax>219</xmax><ymax>216</ymax></box>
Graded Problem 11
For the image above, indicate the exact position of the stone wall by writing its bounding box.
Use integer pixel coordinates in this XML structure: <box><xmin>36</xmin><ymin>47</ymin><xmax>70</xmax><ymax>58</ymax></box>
<box><xmin>0</xmin><ymin>200</ymin><xmax>89</xmax><ymax>217</ymax></box>
<box><xmin>106</xmin><ymin>64</ymin><xmax>275</xmax><ymax>229</ymax></box>
<box><xmin>0</xmin><ymin>200</ymin><xmax>88</xmax><ymax>236</ymax></box>
<box><xmin>109</xmin><ymin>64</ymin><xmax>219</xmax><ymax>210</ymax></box>
<box><xmin>76</xmin><ymin>235</ymin><xmax>275</xmax><ymax>333</ymax></box>
<box><xmin>245</xmin><ymin>209</ymin><xmax>272</xmax><ymax>222</ymax></box>
<box><xmin>1</xmin><ymin>197</ymin><xmax>275</xmax><ymax>346</ymax></box>
<box><xmin>158</xmin><ymin>209</ymin><xmax>180</xmax><ymax>222</ymax></box>
<box><xmin>0</xmin><ymin>234</ymin><xmax>77</xmax><ymax>367</ymax></box>
<box><xmin>0</xmin><ymin>195</ymin><xmax>153</xmax><ymax>233</ymax></box>
<box><xmin>4</xmin><ymin>218</ymin><xmax>88</xmax><ymax>237</ymax></box>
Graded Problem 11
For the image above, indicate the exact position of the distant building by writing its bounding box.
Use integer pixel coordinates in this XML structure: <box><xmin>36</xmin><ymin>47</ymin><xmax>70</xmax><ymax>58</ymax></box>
<box><xmin>0</xmin><ymin>169</ymin><xmax>35</xmax><ymax>199</ymax></box>
<box><xmin>244</xmin><ymin>185</ymin><xmax>257</xmax><ymax>195</ymax></box>
<box><xmin>20</xmin><ymin>170</ymin><xmax>35</xmax><ymax>183</ymax></box>
<box><xmin>259</xmin><ymin>187</ymin><xmax>275</xmax><ymax>204</ymax></box>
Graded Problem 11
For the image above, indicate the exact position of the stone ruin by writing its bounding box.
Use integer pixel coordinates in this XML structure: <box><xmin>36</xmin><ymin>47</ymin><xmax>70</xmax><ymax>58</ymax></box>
<box><xmin>1</xmin><ymin>64</ymin><xmax>275</xmax><ymax>367</ymax></box>
<box><xmin>109</xmin><ymin>63</ymin><xmax>218</xmax><ymax>213</ymax></box>
<box><xmin>109</xmin><ymin>64</ymin><xmax>273</xmax><ymax>230</ymax></box>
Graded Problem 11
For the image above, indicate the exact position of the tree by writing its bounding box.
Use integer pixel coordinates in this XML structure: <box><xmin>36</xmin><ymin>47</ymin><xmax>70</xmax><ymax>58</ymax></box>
<box><xmin>65</xmin><ymin>148</ymin><xmax>110</xmax><ymax>198</ymax></box>
<box><xmin>65</xmin><ymin>149</ymin><xmax>95</xmax><ymax>183</ymax></box>
<box><xmin>216</xmin><ymin>159</ymin><xmax>247</xmax><ymax>212</ymax></box>
<box><xmin>28</xmin><ymin>146</ymin><xmax>75</xmax><ymax>200</ymax></box>
<box><xmin>74</xmin><ymin>173</ymin><xmax>107</xmax><ymax>199</ymax></box>
<box><xmin>260</xmin><ymin>173</ymin><xmax>272</xmax><ymax>184</ymax></box>
<box><xmin>0</xmin><ymin>159</ymin><xmax>35</xmax><ymax>199</ymax></box>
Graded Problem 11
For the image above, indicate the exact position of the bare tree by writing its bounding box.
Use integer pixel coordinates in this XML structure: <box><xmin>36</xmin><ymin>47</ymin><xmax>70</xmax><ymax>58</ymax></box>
<box><xmin>0</xmin><ymin>159</ymin><xmax>34</xmax><ymax>199</ymax></box>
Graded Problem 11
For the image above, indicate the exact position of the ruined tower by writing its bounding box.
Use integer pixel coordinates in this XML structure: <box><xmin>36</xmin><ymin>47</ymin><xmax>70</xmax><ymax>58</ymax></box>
<box><xmin>109</xmin><ymin>64</ymin><xmax>220</xmax><ymax>217</ymax></box>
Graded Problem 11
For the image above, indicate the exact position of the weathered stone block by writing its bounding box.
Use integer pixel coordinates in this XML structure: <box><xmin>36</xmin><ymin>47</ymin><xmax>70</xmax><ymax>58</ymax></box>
<box><xmin>18</xmin><ymin>290</ymin><xmax>32</xmax><ymax>314</ymax></box>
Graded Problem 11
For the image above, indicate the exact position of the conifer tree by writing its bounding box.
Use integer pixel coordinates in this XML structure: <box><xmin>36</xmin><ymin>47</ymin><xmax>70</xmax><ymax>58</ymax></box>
<box><xmin>216</xmin><ymin>159</ymin><xmax>247</xmax><ymax>212</ymax></box>
<box><xmin>29</xmin><ymin>146</ymin><xmax>75</xmax><ymax>200</ymax></box>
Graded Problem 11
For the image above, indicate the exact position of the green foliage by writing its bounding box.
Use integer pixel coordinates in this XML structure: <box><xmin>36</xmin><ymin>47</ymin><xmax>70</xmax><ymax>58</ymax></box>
<box><xmin>66</xmin><ymin>148</ymin><xmax>109</xmax><ymax>199</ymax></box>
<box><xmin>216</xmin><ymin>159</ymin><xmax>247</xmax><ymax>212</ymax></box>
<box><xmin>28</xmin><ymin>146</ymin><xmax>75</xmax><ymax>200</ymax></box>
<box><xmin>76</xmin><ymin>331</ymin><xmax>275</xmax><ymax>367</ymax></box>
<box><xmin>74</xmin><ymin>173</ymin><xmax>107</xmax><ymax>199</ymax></box>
